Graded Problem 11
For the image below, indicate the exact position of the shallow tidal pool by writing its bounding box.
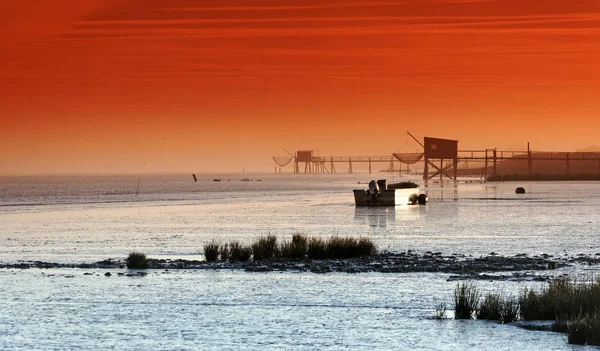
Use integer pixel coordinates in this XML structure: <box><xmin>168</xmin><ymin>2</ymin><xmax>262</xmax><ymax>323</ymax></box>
<box><xmin>0</xmin><ymin>269</ymin><xmax>581</xmax><ymax>350</ymax></box>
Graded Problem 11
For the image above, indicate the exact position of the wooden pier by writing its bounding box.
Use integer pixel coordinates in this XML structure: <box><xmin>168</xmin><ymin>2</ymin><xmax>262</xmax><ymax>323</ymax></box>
<box><xmin>295</xmin><ymin>155</ymin><xmax>399</xmax><ymax>174</ymax></box>
<box><xmin>273</xmin><ymin>136</ymin><xmax>600</xmax><ymax>179</ymax></box>
<box><xmin>457</xmin><ymin>148</ymin><xmax>600</xmax><ymax>179</ymax></box>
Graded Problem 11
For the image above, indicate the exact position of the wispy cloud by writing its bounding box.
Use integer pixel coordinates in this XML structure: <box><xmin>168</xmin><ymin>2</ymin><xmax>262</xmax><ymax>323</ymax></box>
<box><xmin>72</xmin><ymin>13</ymin><xmax>600</xmax><ymax>27</ymax></box>
<box><xmin>158</xmin><ymin>0</ymin><xmax>500</xmax><ymax>13</ymax></box>
<box><xmin>3</xmin><ymin>0</ymin><xmax>600</xmax><ymax>94</ymax></box>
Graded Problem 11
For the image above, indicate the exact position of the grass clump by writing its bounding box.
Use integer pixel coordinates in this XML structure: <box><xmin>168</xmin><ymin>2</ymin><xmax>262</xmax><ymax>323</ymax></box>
<box><xmin>568</xmin><ymin>314</ymin><xmax>600</xmax><ymax>345</ymax></box>
<box><xmin>279</xmin><ymin>233</ymin><xmax>308</xmax><ymax>259</ymax></box>
<box><xmin>357</xmin><ymin>237</ymin><xmax>377</xmax><ymax>256</ymax></box>
<box><xmin>444</xmin><ymin>277</ymin><xmax>600</xmax><ymax>344</ymax></box>
<box><xmin>204</xmin><ymin>240</ymin><xmax>252</xmax><ymax>262</ymax></box>
<box><xmin>307</xmin><ymin>237</ymin><xmax>328</xmax><ymax>259</ymax></box>
<box><xmin>477</xmin><ymin>293</ymin><xmax>502</xmax><ymax>321</ymax></box>
<box><xmin>229</xmin><ymin>241</ymin><xmax>252</xmax><ymax>261</ymax></box>
<box><xmin>219</xmin><ymin>243</ymin><xmax>230</xmax><ymax>261</ymax></box>
<box><xmin>203</xmin><ymin>234</ymin><xmax>377</xmax><ymax>262</ymax></box>
<box><xmin>327</xmin><ymin>236</ymin><xmax>358</xmax><ymax>259</ymax></box>
<box><xmin>501</xmin><ymin>298</ymin><xmax>519</xmax><ymax>323</ymax></box>
<box><xmin>326</xmin><ymin>236</ymin><xmax>377</xmax><ymax>259</ymax></box>
<box><xmin>519</xmin><ymin>288</ymin><xmax>551</xmax><ymax>321</ymax></box>
<box><xmin>433</xmin><ymin>303</ymin><xmax>448</xmax><ymax>320</ymax></box>
<box><xmin>203</xmin><ymin>240</ymin><xmax>220</xmax><ymax>262</ymax></box>
<box><xmin>519</xmin><ymin>277</ymin><xmax>600</xmax><ymax>345</ymax></box>
<box><xmin>454</xmin><ymin>282</ymin><xmax>480</xmax><ymax>319</ymax></box>
<box><xmin>251</xmin><ymin>234</ymin><xmax>279</xmax><ymax>261</ymax></box>
<box><xmin>478</xmin><ymin>293</ymin><xmax>519</xmax><ymax>323</ymax></box>
<box><xmin>126</xmin><ymin>252</ymin><xmax>149</xmax><ymax>269</ymax></box>
<box><xmin>520</xmin><ymin>277</ymin><xmax>600</xmax><ymax>322</ymax></box>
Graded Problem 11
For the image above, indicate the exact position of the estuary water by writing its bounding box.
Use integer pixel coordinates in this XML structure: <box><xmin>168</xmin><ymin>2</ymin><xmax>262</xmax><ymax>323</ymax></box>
<box><xmin>1</xmin><ymin>173</ymin><xmax>599</xmax><ymax>350</ymax></box>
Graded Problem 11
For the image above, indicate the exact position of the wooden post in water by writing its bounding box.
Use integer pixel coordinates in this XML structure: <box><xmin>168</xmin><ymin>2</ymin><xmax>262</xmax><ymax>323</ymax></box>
<box><xmin>192</xmin><ymin>174</ymin><xmax>197</xmax><ymax>182</ymax></box>
<box><xmin>527</xmin><ymin>142</ymin><xmax>532</xmax><ymax>179</ymax></box>
<box><xmin>453</xmin><ymin>157</ymin><xmax>458</xmax><ymax>182</ymax></box>
<box><xmin>484</xmin><ymin>149</ymin><xmax>488</xmax><ymax>181</ymax></box>
<box><xmin>493</xmin><ymin>149</ymin><xmax>497</xmax><ymax>177</ymax></box>
<box><xmin>566</xmin><ymin>152</ymin><xmax>570</xmax><ymax>176</ymax></box>
<box><xmin>135</xmin><ymin>178</ymin><xmax>141</xmax><ymax>196</ymax></box>
<box><xmin>368</xmin><ymin>157</ymin><xmax>372</xmax><ymax>174</ymax></box>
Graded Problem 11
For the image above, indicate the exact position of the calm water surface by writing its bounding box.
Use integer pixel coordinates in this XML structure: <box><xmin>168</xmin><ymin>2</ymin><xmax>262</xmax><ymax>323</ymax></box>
<box><xmin>1</xmin><ymin>174</ymin><xmax>599</xmax><ymax>262</ymax></box>
<box><xmin>0</xmin><ymin>174</ymin><xmax>598</xmax><ymax>350</ymax></box>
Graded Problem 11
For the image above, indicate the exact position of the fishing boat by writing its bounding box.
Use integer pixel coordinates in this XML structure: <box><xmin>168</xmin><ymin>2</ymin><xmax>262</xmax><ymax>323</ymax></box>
<box><xmin>354</xmin><ymin>179</ymin><xmax>423</xmax><ymax>206</ymax></box>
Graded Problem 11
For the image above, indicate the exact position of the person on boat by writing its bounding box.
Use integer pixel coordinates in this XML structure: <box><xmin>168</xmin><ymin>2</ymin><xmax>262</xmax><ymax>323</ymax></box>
<box><xmin>368</xmin><ymin>180</ymin><xmax>379</xmax><ymax>201</ymax></box>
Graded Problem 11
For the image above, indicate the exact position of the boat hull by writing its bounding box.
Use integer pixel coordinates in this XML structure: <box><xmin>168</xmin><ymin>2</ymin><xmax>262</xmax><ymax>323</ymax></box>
<box><xmin>354</xmin><ymin>189</ymin><xmax>411</xmax><ymax>206</ymax></box>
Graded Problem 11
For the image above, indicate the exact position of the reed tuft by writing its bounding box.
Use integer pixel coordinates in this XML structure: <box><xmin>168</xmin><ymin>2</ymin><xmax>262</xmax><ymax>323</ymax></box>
<box><xmin>203</xmin><ymin>240</ymin><xmax>220</xmax><ymax>262</ymax></box>
<box><xmin>453</xmin><ymin>282</ymin><xmax>480</xmax><ymax>319</ymax></box>
<box><xmin>229</xmin><ymin>241</ymin><xmax>252</xmax><ymax>261</ymax></box>
<box><xmin>280</xmin><ymin>233</ymin><xmax>308</xmax><ymax>259</ymax></box>
<box><xmin>307</xmin><ymin>237</ymin><xmax>328</xmax><ymax>259</ymax></box>
<box><xmin>126</xmin><ymin>252</ymin><xmax>149</xmax><ymax>269</ymax></box>
<box><xmin>251</xmin><ymin>234</ymin><xmax>279</xmax><ymax>261</ymax></box>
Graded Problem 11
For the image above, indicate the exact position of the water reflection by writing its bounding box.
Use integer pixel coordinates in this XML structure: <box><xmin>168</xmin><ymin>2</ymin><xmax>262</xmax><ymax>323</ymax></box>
<box><xmin>422</xmin><ymin>182</ymin><xmax>459</xmax><ymax>201</ymax></box>
<box><xmin>354</xmin><ymin>205</ymin><xmax>426</xmax><ymax>228</ymax></box>
<box><xmin>354</xmin><ymin>207</ymin><xmax>395</xmax><ymax>228</ymax></box>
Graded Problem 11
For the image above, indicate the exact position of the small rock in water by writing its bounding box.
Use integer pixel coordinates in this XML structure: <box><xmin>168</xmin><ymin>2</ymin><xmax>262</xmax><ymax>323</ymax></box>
<box><xmin>104</xmin><ymin>272</ymin><xmax>112</xmax><ymax>277</ymax></box>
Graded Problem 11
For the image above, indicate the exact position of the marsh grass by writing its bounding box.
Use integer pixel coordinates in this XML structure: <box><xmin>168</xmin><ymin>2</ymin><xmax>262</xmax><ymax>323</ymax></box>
<box><xmin>307</xmin><ymin>237</ymin><xmax>327</xmax><ymax>259</ymax></box>
<box><xmin>327</xmin><ymin>236</ymin><xmax>358</xmax><ymax>259</ymax></box>
<box><xmin>502</xmin><ymin>298</ymin><xmax>520</xmax><ymax>323</ymax></box>
<box><xmin>445</xmin><ymin>278</ymin><xmax>600</xmax><ymax>344</ymax></box>
<box><xmin>455</xmin><ymin>277</ymin><xmax>600</xmax><ymax>345</ymax></box>
<box><xmin>520</xmin><ymin>277</ymin><xmax>600</xmax><ymax>322</ymax></box>
<box><xmin>126</xmin><ymin>252</ymin><xmax>149</xmax><ymax>269</ymax></box>
<box><xmin>252</xmin><ymin>234</ymin><xmax>279</xmax><ymax>260</ymax></box>
<box><xmin>219</xmin><ymin>244</ymin><xmax>230</xmax><ymax>261</ymax></box>
<box><xmin>279</xmin><ymin>233</ymin><xmax>308</xmax><ymax>259</ymax></box>
<box><xmin>204</xmin><ymin>234</ymin><xmax>376</xmax><ymax>262</ymax></box>
<box><xmin>433</xmin><ymin>303</ymin><xmax>449</xmax><ymax>320</ymax></box>
<box><xmin>203</xmin><ymin>240</ymin><xmax>220</xmax><ymax>262</ymax></box>
<box><xmin>357</xmin><ymin>237</ymin><xmax>377</xmax><ymax>256</ymax></box>
<box><xmin>519</xmin><ymin>288</ymin><xmax>552</xmax><ymax>321</ymax></box>
<box><xmin>327</xmin><ymin>236</ymin><xmax>377</xmax><ymax>259</ymax></box>
<box><xmin>477</xmin><ymin>293</ymin><xmax>502</xmax><ymax>321</ymax></box>
<box><xmin>520</xmin><ymin>277</ymin><xmax>600</xmax><ymax>345</ymax></box>
<box><xmin>454</xmin><ymin>282</ymin><xmax>480</xmax><ymax>319</ymax></box>
<box><xmin>568</xmin><ymin>314</ymin><xmax>600</xmax><ymax>345</ymax></box>
<box><xmin>229</xmin><ymin>241</ymin><xmax>252</xmax><ymax>261</ymax></box>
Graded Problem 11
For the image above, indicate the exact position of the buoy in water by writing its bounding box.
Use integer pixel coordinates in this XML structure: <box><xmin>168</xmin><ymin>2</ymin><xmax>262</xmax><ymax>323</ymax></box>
<box><xmin>515</xmin><ymin>187</ymin><xmax>526</xmax><ymax>194</ymax></box>
<box><xmin>417</xmin><ymin>193</ymin><xmax>428</xmax><ymax>205</ymax></box>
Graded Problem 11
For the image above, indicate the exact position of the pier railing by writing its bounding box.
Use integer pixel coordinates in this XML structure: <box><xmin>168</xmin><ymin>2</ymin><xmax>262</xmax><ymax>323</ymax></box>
<box><xmin>275</xmin><ymin>149</ymin><xmax>600</xmax><ymax>177</ymax></box>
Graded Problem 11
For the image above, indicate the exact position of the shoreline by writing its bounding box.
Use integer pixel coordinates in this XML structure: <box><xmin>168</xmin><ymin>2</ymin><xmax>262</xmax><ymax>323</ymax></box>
<box><xmin>3</xmin><ymin>252</ymin><xmax>599</xmax><ymax>281</ymax></box>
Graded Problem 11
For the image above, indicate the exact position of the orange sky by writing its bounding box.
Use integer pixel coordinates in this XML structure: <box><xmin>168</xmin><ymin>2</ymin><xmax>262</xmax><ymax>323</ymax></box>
<box><xmin>1</xmin><ymin>0</ymin><xmax>600</xmax><ymax>175</ymax></box>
